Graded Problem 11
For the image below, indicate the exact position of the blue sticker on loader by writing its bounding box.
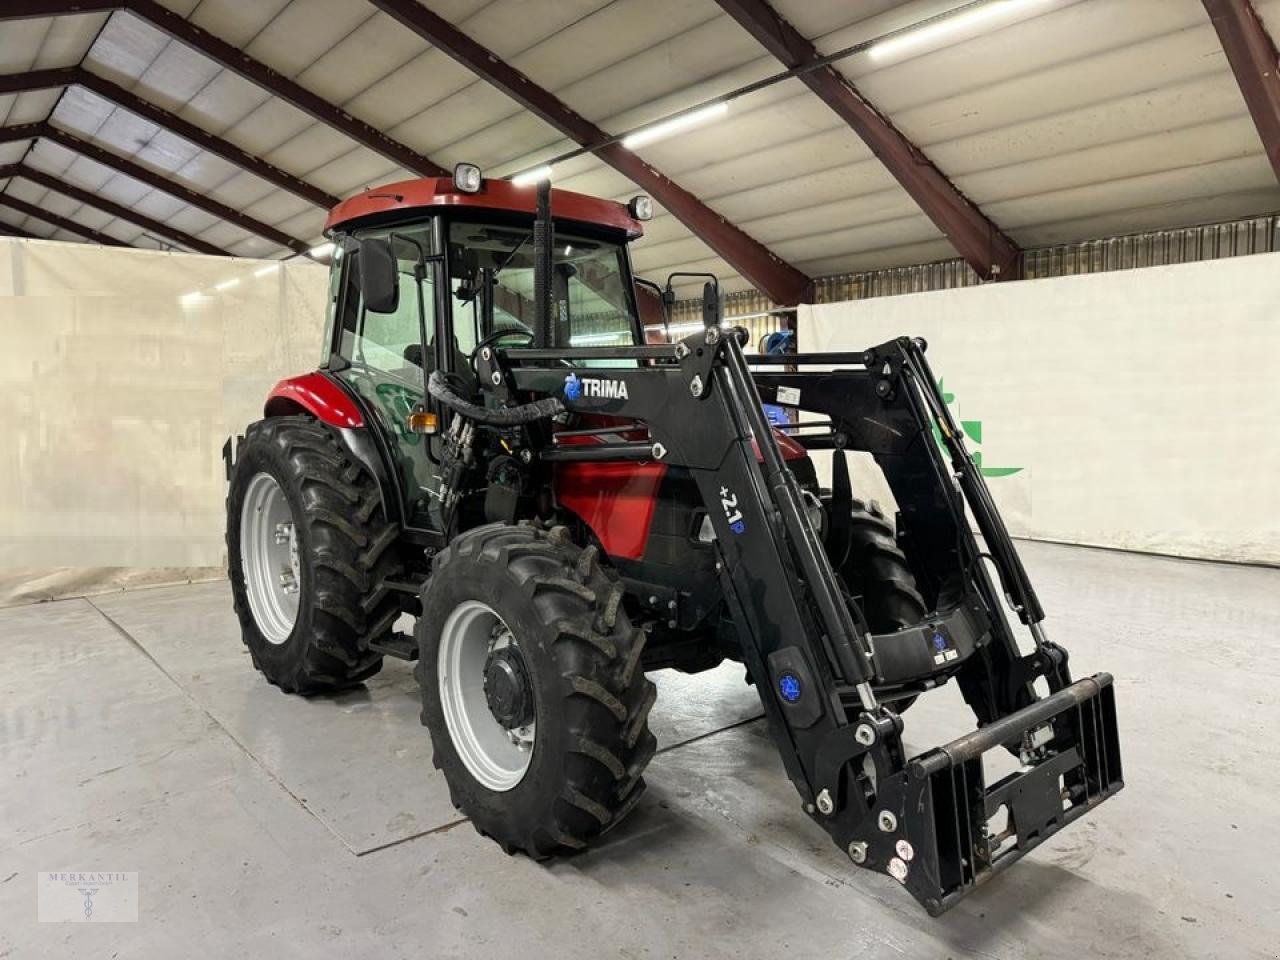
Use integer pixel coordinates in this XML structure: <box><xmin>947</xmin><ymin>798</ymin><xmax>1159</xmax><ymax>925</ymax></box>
<box><xmin>720</xmin><ymin>486</ymin><xmax>745</xmax><ymax>534</ymax></box>
<box><xmin>778</xmin><ymin>672</ymin><xmax>802</xmax><ymax>703</ymax></box>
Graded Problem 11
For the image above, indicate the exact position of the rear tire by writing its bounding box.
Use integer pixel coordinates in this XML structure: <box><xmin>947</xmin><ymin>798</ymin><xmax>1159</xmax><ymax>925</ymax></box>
<box><xmin>839</xmin><ymin>499</ymin><xmax>927</xmax><ymax>712</ymax></box>
<box><xmin>227</xmin><ymin>416</ymin><xmax>402</xmax><ymax>694</ymax></box>
<box><xmin>839</xmin><ymin>498</ymin><xmax>927</xmax><ymax>633</ymax></box>
<box><xmin>417</xmin><ymin>522</ymin><xmax>657</xmax><ymax>858</ymax></box>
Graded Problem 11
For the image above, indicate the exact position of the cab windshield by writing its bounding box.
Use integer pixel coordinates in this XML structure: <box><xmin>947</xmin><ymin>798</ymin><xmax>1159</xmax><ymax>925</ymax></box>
<box><xmin>447</xmin><ymin>220</ymin><xmax>639</xmax><ymax>364</ymax></box>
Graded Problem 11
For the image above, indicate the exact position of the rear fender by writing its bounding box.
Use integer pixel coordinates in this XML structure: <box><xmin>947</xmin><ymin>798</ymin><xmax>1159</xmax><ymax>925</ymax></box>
<box><xmin>261</xmin><ymin>371</ymin><xmax>402</xmax><ymax>526</ymax></box>
<box><xmin>265</xmin><ymin>371</ymin><xmax>364</xmax><ymax>427</ymax></box>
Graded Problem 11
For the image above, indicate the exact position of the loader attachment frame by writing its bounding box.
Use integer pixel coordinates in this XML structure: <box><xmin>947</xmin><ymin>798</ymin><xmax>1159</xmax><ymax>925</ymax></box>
<box><xmin>473</xmin><ymin>330</ymin><xmax>1122</xmax><ymax>914</ymax></box>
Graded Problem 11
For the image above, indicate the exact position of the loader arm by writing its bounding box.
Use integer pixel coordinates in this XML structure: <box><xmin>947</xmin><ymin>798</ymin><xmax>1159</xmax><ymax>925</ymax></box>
<box><xmin>473</xmin><ymin>330</ymin><xmax>1122</xmax><ymax>914</ymax></box>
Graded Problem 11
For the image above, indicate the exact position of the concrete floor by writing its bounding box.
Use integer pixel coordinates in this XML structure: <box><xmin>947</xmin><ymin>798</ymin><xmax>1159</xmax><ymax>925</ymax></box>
<box><xmin>1</xmin><ymin>540</ymin><xmax>1276</xmax><ymax>959</ymax></box>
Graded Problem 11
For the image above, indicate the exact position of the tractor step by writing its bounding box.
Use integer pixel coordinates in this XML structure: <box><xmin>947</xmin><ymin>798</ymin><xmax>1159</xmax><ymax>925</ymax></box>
<box><xmin>377</xmin><ymin>575</ymin><xmax>427</xmax><ymax>618</ymax></box>
<box><xmin>368</xmin><ymin>632</ymin><xmax>419</xmax><ymax>661</ymax></box>
<box><xmin>381</xmin><ymin>576</ymin><xmax>426</xmax><ymax>596</ymax></box>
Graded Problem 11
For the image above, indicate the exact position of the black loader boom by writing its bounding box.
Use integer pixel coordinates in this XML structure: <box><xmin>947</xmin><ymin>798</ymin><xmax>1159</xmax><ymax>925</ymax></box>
<box><xmin>462</xmin><ymin>326</ymin><xmax>1123</xmax><ymax>915</ymax></box>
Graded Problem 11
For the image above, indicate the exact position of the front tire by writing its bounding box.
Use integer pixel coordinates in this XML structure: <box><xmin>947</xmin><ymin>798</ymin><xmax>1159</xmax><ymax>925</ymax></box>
<box><xmin>227</xmin><ymin>416</ymin><xmax>402</xmax><ymax>694</ymax></box>
<box><xmin>417</xmin><ymin>523</ymin><xmax>657</xmax><ymax>857</ymax></box>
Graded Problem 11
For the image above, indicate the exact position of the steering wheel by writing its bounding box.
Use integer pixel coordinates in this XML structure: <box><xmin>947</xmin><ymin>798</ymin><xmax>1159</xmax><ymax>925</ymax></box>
<box><xmin>470</xmin><ymin>328</ymin><xmax>534</xmax><ymax>361</ymax></box>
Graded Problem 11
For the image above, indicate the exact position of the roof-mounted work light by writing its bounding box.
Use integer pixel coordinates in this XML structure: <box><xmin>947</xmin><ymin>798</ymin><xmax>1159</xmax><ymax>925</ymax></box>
<box><xmin>628</xmin><ymin>195</ymin><xmax>654</xmax><ymax>221</ymax></box>
<box><xmin>453</xmin><ymin>162</ymin><xmax>482</xmax><ymax>194</ymax></box>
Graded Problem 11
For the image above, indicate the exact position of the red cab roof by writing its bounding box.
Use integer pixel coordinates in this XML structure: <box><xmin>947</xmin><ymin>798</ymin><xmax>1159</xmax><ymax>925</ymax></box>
<box><xmin>324</xmin><ymin>176</ymin><xmax>644</xmax><ymax>239</ymax></box>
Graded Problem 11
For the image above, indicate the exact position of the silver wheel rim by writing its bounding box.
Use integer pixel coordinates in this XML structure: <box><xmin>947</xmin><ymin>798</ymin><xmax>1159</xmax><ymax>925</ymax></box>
<box><xmin>438</xmin><ymin>601</ymin><xmax>535</xmax><ymax>792</ymax></box>
<box><xmin>240</xmin><ymin>472</ymin><xmax>301</xmax><ymax>645</ymax></box>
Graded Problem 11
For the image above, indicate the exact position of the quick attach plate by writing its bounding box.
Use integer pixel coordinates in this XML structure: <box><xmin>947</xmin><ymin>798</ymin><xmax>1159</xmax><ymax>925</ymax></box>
<box><xmin>838</xmin><ymin>674</ymin><xmax>1122</xmax><ymax>915</ymax></box>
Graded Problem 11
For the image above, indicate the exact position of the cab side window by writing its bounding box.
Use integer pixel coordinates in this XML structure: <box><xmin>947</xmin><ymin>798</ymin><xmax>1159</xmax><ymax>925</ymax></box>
<box><xmin>340</xmin><ymin>233</ymin><xmax>436</xmax><ymax>379</ymax></box>
<box><xmin>333</xmin><ymin>225</ymin><xmax>442</xmax><ymax>527</ymax></box>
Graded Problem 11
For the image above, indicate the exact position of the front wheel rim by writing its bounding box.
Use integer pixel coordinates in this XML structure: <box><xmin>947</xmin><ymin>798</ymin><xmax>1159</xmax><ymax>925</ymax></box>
<box><xmin>438</xmin><ymin>601</ymin><xmax>536</xmax><ymax>792</ymax></box>
<box><xmin>240</xmin><ymin>472</ymin><xmax>301</xmax><ymax>645</ymax></box>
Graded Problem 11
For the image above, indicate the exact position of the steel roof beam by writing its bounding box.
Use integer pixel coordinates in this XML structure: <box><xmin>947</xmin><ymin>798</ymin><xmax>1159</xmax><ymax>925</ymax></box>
<box><xmin>369</xmin><ymin>0</ymin><xmax>814</xmax><ymax>305</ymax></box>
<box><xmin>0</xmin><ymin>66</ymin><xmax>339</xmax><ymax>208</ymax></box>
<box><xmin>0</xmin><ymin>0</ymin><xmax>448</xmax><ymax>178</ymax></box>
<box><xmin>0</xmin><ymin>162</ymin><xmax>227</xmax><ymax>255</ymax></box>
<box><xmin>0</xmin><ymin>191</ymin><xmax>131</xmax><ymax>247</ymax></box>
<box><xmin>715</xmin><ymin>0</ymin><xmax>1021</xmax><ymax>282</ymax></box>
<box><xmin>1204</xmin><ymin>0</ymin><xmax>1280</xmax><ymax>182</ymax></box>
<box><xmin>0</xmin><ymin>123</ymin><xmax>45</xmax><ymax>146</ymax></box>
<box><xmin>0</xmin><ymin>220</ymin><xmax>40</xmax><ymax>239</ymax></box>
<box><xmin>1</xmin><ymin>120</ymin><xmax>312</xmax><ymax>253</ymax></box>
<box><xmin>0</xmin><ymin>1</ymin><xmax>120</xmax><ymax>15</ymax></box>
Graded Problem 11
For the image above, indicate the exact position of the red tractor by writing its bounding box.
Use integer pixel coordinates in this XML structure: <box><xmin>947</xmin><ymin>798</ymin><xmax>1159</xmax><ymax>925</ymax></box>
<box><xmin>225</xmin><ymin>164</ymin><xmax>1121</xmax><ymax>914</ymax></box>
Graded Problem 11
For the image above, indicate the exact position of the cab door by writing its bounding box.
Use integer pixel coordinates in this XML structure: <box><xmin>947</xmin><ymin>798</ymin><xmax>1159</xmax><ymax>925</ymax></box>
<box><xmin>332</xmin><ymin>223</ymin><xmax>443</xmax><ymax>530</ymax></box>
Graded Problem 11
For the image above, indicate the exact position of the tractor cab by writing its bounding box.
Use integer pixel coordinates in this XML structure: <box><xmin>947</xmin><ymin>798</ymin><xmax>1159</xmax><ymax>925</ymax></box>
<box><xmin>317</xmin><ymin>172</ymin><xmax>651</xmax><ymax>532</ymax></box>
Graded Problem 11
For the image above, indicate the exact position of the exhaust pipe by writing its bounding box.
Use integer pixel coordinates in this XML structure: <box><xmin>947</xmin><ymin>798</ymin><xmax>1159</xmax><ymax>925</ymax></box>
<box><xmin>533</xmin><ymin>178</ymin><xmax>554</xmax><ymax>349</ymax></box>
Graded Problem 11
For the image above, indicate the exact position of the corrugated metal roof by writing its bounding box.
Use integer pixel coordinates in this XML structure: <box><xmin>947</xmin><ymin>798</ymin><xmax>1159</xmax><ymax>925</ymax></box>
<box><xmin>1</xmin><ymin>0</ymin><xmax>1278</xmax><ymax>294</ymax></box>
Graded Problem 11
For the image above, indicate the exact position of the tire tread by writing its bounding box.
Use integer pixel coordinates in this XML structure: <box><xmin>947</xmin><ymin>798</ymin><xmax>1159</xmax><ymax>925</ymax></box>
<box><xmin>227</xmin><ymin>415</ymin><xmax>402</xmax><ymax>695</ymax></box>
<box><xmin>417</xmin><ymin>522</ymin><xmax>656</xmax><ymax>859</ymax></box>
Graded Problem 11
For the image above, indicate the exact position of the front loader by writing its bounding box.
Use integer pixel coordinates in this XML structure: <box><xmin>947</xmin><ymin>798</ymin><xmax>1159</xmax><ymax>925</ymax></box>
<box><xmin>225</xmin><ymin>164</ymin><xmax>1122</xmax><ymax>915</ymax></box>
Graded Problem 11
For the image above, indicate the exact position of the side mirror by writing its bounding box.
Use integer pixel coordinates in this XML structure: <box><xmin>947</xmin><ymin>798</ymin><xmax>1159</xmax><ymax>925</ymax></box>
<box><xmin>358</xmin><ymin>238</ymin><xmax>399</xmax><ymax>314</ymax></box>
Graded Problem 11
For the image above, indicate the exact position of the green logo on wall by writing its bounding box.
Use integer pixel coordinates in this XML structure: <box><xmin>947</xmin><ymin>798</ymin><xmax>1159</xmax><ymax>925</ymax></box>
<box><xmin>934</xmin><ymin>380</ymin><xmax>1023</xmax><ymax>478</ymax></box>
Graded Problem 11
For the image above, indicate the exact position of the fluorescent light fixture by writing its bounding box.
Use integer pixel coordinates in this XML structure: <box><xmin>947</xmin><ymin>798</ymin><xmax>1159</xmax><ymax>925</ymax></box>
<box><xmin>178</xmin><ymin>291</ymin><xmax>205</xmax><ymax>305</ymax></box>
<box><xmin>511</xmin><ymin>165</ymin><xmax>554</xmax><ymax>187</ymax></box>
<box><xmin>562</xmin><ymin>244</ymin><xmax>573</xmax><ymax>256</ymax></box>
<box><xmin>622</xmin><ymin>102</ymin><xmax>728</xmax><ymax>149</ymax></box>
<box><xmin>569</xmin><ymin>332</ymin><xmax>631</xmax><ymax>346</ymax></box>
<box><xmin>253</xmin><ymin>263</ymin><xmax>280</xmax><ymax>278</ymax></box>
<box><xmin>869</xmin><ymin>0</ymin><xmax>1049</xmax><ymax>61</ymax></box>
<box><xmin>214</xmin><ymin>277</ymin><xmax>240</xmax><ymax>291</ymax></box>
<box><xmin>644</xmin><ymin>321</ymin><xmax>720</xmax><ymax>339</ymax></box>
<box><xmin>308</xmin><ymin>242</ymin><xmax>335</xmax><ymax>259</ymax></box>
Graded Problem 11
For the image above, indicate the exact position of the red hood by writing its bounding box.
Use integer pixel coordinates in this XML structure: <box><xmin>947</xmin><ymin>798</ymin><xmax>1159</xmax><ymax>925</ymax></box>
<box><xmin>768</xmin><ymin>428</ymin><xmax>810</xmax><ymax>462</ymax></box>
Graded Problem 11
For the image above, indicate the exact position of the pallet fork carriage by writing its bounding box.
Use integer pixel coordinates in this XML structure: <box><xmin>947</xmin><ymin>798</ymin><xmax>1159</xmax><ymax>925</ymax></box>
<box><xmin>225</xmin><ymin>168</ymin><xmax>1121</xmax><ymax>915</ymax></box>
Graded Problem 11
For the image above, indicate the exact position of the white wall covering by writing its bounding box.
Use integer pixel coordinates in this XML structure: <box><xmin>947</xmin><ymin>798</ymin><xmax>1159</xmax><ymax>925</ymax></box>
<box><xmin>800</xmin><ymin>253</ymin><xmax>1280</xmax><ymax>565</ymax></box>
<box><xmin>0</xmin><ymin>238</ymin><xmax>328</xmax><ymax>604</ymax></box>
<box><xmin>3</xmin><ymin>237</ymin><xmax>1273</xmax><ymax>606</ymax></box>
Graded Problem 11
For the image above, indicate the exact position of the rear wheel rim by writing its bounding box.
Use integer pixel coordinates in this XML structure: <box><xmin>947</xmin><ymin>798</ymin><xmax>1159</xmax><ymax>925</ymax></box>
<box><xmin>438</xmin><ymin>601</ymin><xmax>535</xmax><ymax>792</ymax></box>
<box><xmin>240</xmin><ymin>472</ymin><xmax>300</xmax><ymax>645</ymax></box>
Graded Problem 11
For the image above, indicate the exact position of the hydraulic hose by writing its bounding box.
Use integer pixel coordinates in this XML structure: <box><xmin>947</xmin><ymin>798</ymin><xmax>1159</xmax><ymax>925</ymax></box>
<box><xmin>427</xmin><ymin>371</ymin><xmax>564</xmax><ymax>425</ymax></box>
